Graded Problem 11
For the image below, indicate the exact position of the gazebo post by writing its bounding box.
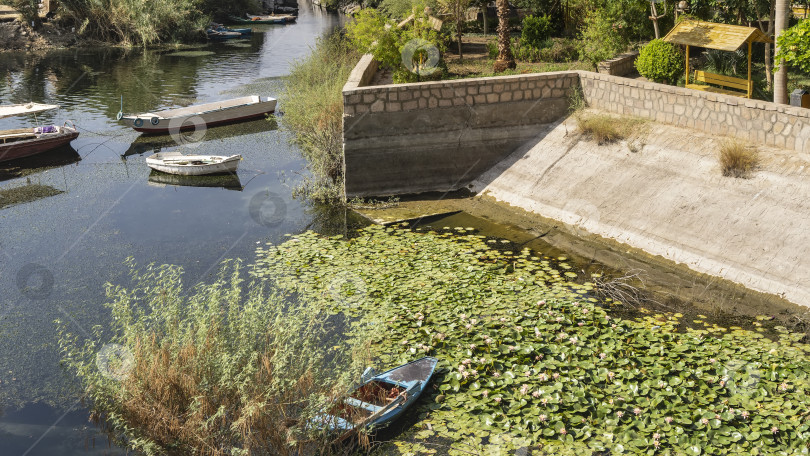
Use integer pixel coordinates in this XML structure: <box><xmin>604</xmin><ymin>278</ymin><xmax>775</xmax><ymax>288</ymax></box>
<box><xmin>685</xmin><ymin>45</ymin><xmax>690</xmax><ymax>86</ymax></box>
<box><xmin>747</xmin><ymin>41</ymin><xmax>752</xmax><ymax>98</ymax></box>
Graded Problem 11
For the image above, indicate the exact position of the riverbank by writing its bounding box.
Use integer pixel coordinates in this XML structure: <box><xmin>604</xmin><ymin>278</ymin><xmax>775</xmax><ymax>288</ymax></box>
<box><xmin>0</xmin><ymin>20</ymin><xmax>78</xmax><ymax>52</ymax></box>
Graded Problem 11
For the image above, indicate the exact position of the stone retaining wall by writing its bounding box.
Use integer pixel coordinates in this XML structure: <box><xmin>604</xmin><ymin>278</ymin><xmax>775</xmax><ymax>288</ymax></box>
<box><xmin>597</xmin><ymin>51</ymin><xmax>638</xmax><ymax>77</ymax></box>
<box><xmin>579</xmin><ymin>71</ymin><xmax>810</xmax><ymax>151</ymax></box>
<box><xmin>343</xmin><ymin>65</ymin><xmax>579</xmax><ymax>197</ymax></box>
<box><xmin>343</xmin><ymin>57</ymin><xmax>810</xmax><ymax>198</ymax></box>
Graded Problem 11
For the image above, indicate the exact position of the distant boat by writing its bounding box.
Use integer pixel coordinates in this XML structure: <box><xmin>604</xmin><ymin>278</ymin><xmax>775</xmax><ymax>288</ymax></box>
<box><xmin>209</xmin><ymin>23</ymin><xmax>252</xmax><ymax>36</ymax></box>
<box><xmin>326</xmin><ymin>357</ymin><xmax>438</xmax><ymax>436</ymax></box>
<box><xmin>207</xmin><ymin>29</ymin><xmax>242</xmax><ymax>40</ymax></box>
<box><xmin>119</xmin><ymin>96</ymin><xmax>277</xmax><ymax>134</ymax></box>
<box><xmin>146</xmin><ymin>151</ymin><xmax>241</xmax><ymax>176</ymax></box>
<box><xmin>228</xmin><ymin>14</ymin><xmax>297</xmax><ymax>24</ymax></box>
<box><xmin>0</xmin><ymin>102</ymin><xmax>79</xmax><ymax>163</ymax></box>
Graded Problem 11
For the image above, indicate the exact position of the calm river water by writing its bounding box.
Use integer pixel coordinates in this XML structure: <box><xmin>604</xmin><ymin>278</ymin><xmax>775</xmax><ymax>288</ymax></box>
<box><xmin>0</xmin><ymin>4</ymin><xmax>361</xmax><ymax>454</ymax></box>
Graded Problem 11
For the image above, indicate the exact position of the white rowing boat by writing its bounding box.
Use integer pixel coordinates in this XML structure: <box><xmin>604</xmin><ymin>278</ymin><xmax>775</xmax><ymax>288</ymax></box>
<box><xmin>119</xmin><ymin>96</ymin><xmax>277</xmax><ymax>134</ymax></box>
<box><xmin>145</xmin><ymin>151</ymin><xmax>242</xmax><ymax>176</ymax></box>
<box><xmin>0</xmin><ymin>103</ymin><xmax>60</xmax><ymax>119</ymax></box>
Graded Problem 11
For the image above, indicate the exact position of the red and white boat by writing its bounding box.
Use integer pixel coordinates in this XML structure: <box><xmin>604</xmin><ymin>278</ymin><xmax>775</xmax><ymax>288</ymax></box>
<box><xmin>119</xmin><ymin>96</ymin><xmax>277</xmax><ymax>134</ymax></box>
<box><xmin>0</xmin><ymin>103</ymin><xmax>79</xmax><ymax>163</ymax></box>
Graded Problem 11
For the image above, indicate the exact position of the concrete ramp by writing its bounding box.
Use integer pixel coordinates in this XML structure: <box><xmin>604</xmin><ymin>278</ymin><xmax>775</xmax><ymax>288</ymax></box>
<box><xmin>471</xmin><ymin>110</ymin><xmax>810</xmax><ymax>306</ymax></box>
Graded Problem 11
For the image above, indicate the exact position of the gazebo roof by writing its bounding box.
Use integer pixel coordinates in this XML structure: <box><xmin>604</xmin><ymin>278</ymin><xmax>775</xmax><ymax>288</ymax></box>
<box><xmin>662</xmin><ymin>20</ymin><xmax>773</xmax><ymax>51</ymax></box>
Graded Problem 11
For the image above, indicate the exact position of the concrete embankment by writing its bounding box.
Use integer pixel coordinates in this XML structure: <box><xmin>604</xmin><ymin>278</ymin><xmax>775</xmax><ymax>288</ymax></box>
<box><xmin>342</xmin><ymin>57</ymin><xmax>810</xmax><ymax>306</ymax></box>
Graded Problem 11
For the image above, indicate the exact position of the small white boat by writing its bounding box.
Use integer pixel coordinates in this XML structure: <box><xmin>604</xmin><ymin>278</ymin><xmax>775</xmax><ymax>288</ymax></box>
<box><xmin>0</xmin><ymin>103</ymin><xmax>60</xmax><ymax>119</ymax></box>
<box><xmin>119</xmin><ymin>96</ymin><xmax>277</xmax><ymax>135</ymax></box>
<box><xmin>145</xmin><ymin>151</ymin><xmax>242</xmax><ymax>176</ymax></box>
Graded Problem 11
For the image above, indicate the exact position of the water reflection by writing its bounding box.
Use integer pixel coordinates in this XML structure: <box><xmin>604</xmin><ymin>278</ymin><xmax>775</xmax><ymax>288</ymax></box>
<box><xmin>148</xmin><ymin>171</ymin><xmax>244</xmax><ymax>191</ymax></box>
<box><xmin>121</xmin><ymin>117</ymin><xmax>278</xmax><ymax>158</ymax></box>
<box><xmin>0</xmin><ymin>144</ymin><xmax>81</xmax><ymax>182</ymax></box>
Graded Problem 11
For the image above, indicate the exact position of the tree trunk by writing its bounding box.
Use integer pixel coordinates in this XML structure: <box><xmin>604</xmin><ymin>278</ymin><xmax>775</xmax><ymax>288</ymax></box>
<box><xmin>458</xmin><ymin>18</ymin><xmax>463</xmax><ymax>59</ymax></box>
<box><xmin>774</xmin><ymin>0</ymin><xmax>789</xmax><ymax>104</ymax></box>
<box><xmin>756</xmin><ymin>0</ymin><xmax>775</xmax><ymax>91</ymax></box>
<box><xmin>483</xmin><ymin>3</ymin><xmax>487</xmax><ymax>35</ymax></box>
<box><xmin>493</xmin><ymin>0</ymin><xmax>515</xmax><ymax>72</ymax></box>
<box><xmin>650</xmin><ymin>1</ymin><xmax>660</xmax><ymax>39</ymax></box>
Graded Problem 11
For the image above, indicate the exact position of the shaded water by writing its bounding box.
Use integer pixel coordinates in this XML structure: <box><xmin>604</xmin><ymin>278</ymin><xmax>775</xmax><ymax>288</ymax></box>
<box><xmin>0</xmin><ymin>4</ymin><xmax>361</xmax><ymax>454</ymax></box>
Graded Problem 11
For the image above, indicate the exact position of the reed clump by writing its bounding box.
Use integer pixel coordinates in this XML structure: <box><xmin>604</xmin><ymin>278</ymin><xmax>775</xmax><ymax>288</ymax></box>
<box><xmin>282</xmin><ymin>33</ymin><xmax>361</xmax><ymax>203</ymax></box>
<box><xmin>58</xmin><ymin>259</ymin><xmax>372</xmax><ymax>456</ymax></box>
<box><xmin>719</xmin><ymin>140</ymin><xmax>759</xmax><ymax>178</ymax></box>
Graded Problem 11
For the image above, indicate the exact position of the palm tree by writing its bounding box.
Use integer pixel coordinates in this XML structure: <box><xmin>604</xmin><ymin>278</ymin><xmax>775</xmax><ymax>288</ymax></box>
<box><xmin>493</xmin><ymin>0</ymin><xmax>516</xmax><ymax>72</ymax></box>
<box><xmin>774</xmin><ymin>0</ymin><xmax>789</xmax><ymax>104</ymax></box>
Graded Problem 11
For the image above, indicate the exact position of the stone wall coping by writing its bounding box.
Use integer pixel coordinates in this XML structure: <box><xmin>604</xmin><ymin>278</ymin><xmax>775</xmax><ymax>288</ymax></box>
<box><xmin>343</xmin><ymin>70</ymin><xmax>577</xmax><ymax>95</ymax></box>
<box><xmin>343</xmin><ymin>53</ymin><xmax>379</xmax><ymax>92</ymax></box>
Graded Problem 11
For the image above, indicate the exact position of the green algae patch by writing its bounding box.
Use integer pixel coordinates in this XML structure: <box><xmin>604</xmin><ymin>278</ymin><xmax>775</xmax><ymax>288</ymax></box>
<box><xmin>255</xmin><ymin>225</ymin><xmax>810</xmax><ymax>455</ymax></box>
<box><xmin>163</xmin><ymin>50</ymin><xmax>215</xmax><ymax>57</ymax></box>
<box><xmin>0</xmin><ymin>184</ymin><xmax>62</xmax><ymax>209</ymax></box>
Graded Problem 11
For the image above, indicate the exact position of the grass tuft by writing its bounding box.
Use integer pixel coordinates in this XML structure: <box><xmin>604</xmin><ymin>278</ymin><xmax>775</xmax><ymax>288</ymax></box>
<box><xmin>575</xmin><ymin>112</ymin><xmax>646</xmax><ymax>145</ymax></box>
<box><xmin>719</xmin><ymin>140</ymin><xmax>759</xmax><ymax>178</ymax></box>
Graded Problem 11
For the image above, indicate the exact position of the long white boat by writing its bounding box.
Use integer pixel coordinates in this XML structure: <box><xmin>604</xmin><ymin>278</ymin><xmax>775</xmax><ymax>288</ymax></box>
<box><xmin>119</xmin><ymin>96</ymin><xmax>277</xmax><ymax>134</ymax></box>
<box><xmin>145</xmin><ymin>151</ymin><xmax>242</xmax><ymax>176</ymax></box>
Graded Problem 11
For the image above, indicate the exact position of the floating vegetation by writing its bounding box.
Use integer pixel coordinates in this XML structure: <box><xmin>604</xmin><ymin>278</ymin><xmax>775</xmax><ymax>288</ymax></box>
<box><xmin>0</xmin><ymin>184</ymin><xmax>63</xmax><ymax>209</ymax></box>
<box><xmin>224</xmin><ymin>41</ymin><xmax>252</xmax><ymax>48</ymax></box>
<box><xmin>256</xmin><ymin>225</ymin><xmax>810</xmax><ymax>455</ymax></box>
<box><xmin>163</xmin><ymin>50</ymin><xmax>216</xmax><ymax>57</ymax></box>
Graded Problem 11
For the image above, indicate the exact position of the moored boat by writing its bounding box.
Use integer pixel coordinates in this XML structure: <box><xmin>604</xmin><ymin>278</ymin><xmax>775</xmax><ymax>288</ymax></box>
<box><xmin>145</xmin><ymin>151</ymin><xmax>242</xmax><ymax>176</ymax></box>
<box><xmin>228</xmin><ymin>14</ymin><xmax>297</xmax><ymax>24</ymax></box>
<box><xmin>0</xmin><ymin>123</ymin><xmax>80</xmax><ymax>163</ymax></box>
<box><xmin>119</xmin><ymin>96</ymin><xmax>277</xmax><ymax>134</ymax></box>
<box><xmin>325</xmin><ymin>357</ymin><xmax>438</xmax><ymax>435</ymax></box>
<box><xmin>207</xmin><ymin>29</ymin><xmax>242</xmax><ymax>40</ymax></box>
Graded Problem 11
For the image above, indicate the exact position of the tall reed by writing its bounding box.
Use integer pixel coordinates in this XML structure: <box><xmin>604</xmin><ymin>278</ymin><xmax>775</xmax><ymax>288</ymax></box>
<box><xmin>282</xmin><ymin>32</ymin><xmax>361</xmax><ymax>203</ymax></box>
<box><xmin>58</xmin><ymin>259</ymin><xmax>372</xmax><ymax>455</ymax></box>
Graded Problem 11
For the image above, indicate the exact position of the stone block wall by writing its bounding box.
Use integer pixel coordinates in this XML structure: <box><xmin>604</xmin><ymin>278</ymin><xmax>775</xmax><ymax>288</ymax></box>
<box><xmin>578</xmin><ymin>71</ymin><xmax>810</xmax><ymax>152</ymax></box>
<box><xmin>343</xmin><ymin>63</ymin><xmax>579</xmax><ymax>197</ymax></box>
<box><xmin>597</xmin><ymin>51</ymin><xmax>639</xmax><ymax>77</ymax></box>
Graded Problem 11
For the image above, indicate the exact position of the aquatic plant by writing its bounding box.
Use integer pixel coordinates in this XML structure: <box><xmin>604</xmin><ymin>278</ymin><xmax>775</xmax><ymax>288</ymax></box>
<box><xmin>282</xmin><ymin>33</ymin><xmax>360</xmax><ymax>203</ymax></box>
<box><xmin>255</xmin><ymin>225</ymin><xmax>810</xmax><ymax>455</ymax></box>
<box><xmin>58</xmin><ymin>259</ymin><xmax>373</xmax><ymax>456</ymax></box>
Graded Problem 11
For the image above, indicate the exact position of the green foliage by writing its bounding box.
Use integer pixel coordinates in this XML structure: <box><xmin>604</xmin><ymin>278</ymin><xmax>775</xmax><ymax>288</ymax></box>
<box><xmin>704</xmin><ymin>49</ymin><xmax>747</xmax><ymax>76</ymax></box>
<box><xmin>4</xmin><ymin>0</ymin><xmax>39</xmax><ymax>23</ymax></box>
<box><xmin>346</xmin><ymin>7</ymin><xmax>446</xmax><ymax>76</ymax></box>
<box><xmin>539</xmin><ymin>37</ymin><xmax>579</xmax><ymax>62</ymax></box>
<box><xmin>283</xmin><ymin>33</ymin><xmax>360</xmax><ymax>203</ymax></box>
<box><xmin>256</xmin><ymin>225</ymin><xmax>810</xmax><ymax>455</ymax></box>
<box><xmin>520</xmin><ymin>14</ymin><xmax>552</xmax><ymax>49</ymax></box>
<box><xmin>201</xmin><ymin>0</ymin><xmax>260</xmax><ymax>21</ymax></box>
<box><xmin>379</xmin><ymin>0</ymin><xmax>437</xmax><ymax>20</ymax></box>
<box><xmin>58</xmin><ymin>259</ymin><xmax>372</xmax><ymax>456</ymax></box>
<box><xmin>635</xmin><ymin>39</ymin><xmax>684</xmax><ymax>84</ymax></box>
<box><xmin>347</xmin><ymin>8</ymin><xmax>407</xmax><ymax>69</ymax></box>
<box><xmin>58</xmin><ymin>0</ymin><xmax>208</xmax><ymax>45</ymax></box>
<box><xmin>578</xmin><ymin>8</ymin><xmax>628</xmax><ymax>68</ymax></box>
<box><xmin>775</xmin><ymin>19</ymin><xmax>810</xmax><ymax>74</ymax></box>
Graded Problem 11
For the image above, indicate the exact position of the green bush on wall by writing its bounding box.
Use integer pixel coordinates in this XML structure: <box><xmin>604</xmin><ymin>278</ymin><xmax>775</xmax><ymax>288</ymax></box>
<box><xmin>635</xmin><ymin>39</ymin><xmax>684</xmax><ymax>85</ymax></box>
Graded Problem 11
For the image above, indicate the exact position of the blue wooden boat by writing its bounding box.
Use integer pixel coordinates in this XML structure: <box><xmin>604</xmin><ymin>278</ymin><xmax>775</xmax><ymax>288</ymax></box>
<box><xmin>210</xmin><ymin>23</ymin><xmax>252</xmax><ymax>36</ymax></box>
<box><xmin>328</xmin><ymin>357</ymin><xmax>438</xmax><ymax>435</ymax></box>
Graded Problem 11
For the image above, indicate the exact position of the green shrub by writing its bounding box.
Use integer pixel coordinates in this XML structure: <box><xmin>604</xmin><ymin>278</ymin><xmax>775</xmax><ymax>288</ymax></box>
<box><xmin>775</xmin><ymin>18</ymin><xmax>810</xmax><ymax>73</ymax></box>
<box><xmin>283</xmin><ymin>33</ymin><xmax>361</xmax><ymax>203</ymax></box>
<box><xmin>577</xmin><ymin>8</ymin><xmax>627</xmax><ymax>68</ymax></box>
<box><xmin>58</xmin><ymin>259</ymin><xmax>373</xmax><ymax>456</ymax></box>
<box><xmin>59</xmin><ymin>0</ymin><xmax>208</xmax><ymax>45</ymax></box>
<box><xmin>538</xmin><ymin>37</ymin><xmax>579</xmax><ymax>62</ymax></box>
<box><xmin>520</xmin><ymin>14</ymin><xmax>552</xmax><ymax>49</ymax></box>
<box><xmin>635</xmin><ymin>39</ymin><xmax>684</xmax><ymax>84</ymax></box>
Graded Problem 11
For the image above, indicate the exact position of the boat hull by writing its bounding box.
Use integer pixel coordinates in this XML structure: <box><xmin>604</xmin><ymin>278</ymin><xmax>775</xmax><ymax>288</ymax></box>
<box><xmin>0</xmin><ymin>128</ymin><xmax>79</xmax><ymax>163</ymax></box>
<box><xmin>146</xmin><ymin>153</ymin><xmax>242</xmax><ymax>176</ymax></box>
<box><xmin>229</xmin><ymin>15</ymin><xmax>296</xmax><ymax>24</ymax></box>
<box><xmin>121</xmin><ymin>96</ymin><xmax>277</xmax><ymax>135</ymax></box>
<box><xmin>329</xmin><ymin>357</ymin><xmax>438</xmax><ymax>433</ymax></box>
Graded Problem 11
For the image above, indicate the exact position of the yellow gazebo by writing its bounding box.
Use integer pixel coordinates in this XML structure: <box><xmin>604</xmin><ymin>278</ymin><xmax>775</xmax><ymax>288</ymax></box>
<box><xmin>662</xmin><ymin>20</ymin><xmax>773</xmax><ymax>98</ymax></box>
